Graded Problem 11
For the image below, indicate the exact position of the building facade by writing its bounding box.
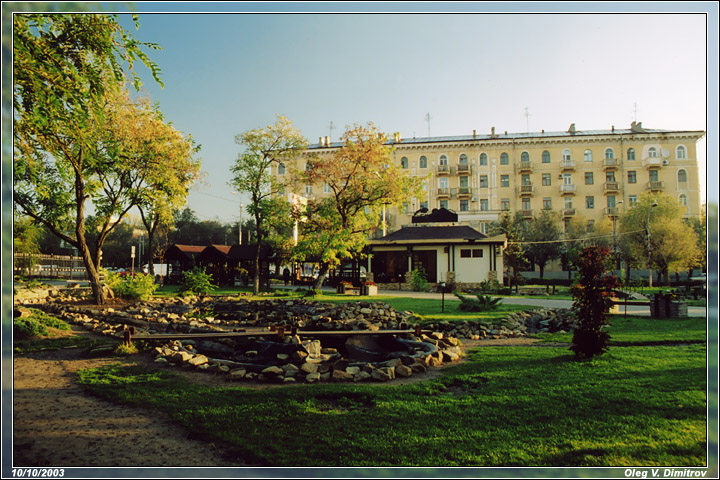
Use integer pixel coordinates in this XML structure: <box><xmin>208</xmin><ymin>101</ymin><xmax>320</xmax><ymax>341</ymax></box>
<box><xmin>278</xmin><ymin>122</ymin><xmax>704</xmax><ymax>236</ymax></box>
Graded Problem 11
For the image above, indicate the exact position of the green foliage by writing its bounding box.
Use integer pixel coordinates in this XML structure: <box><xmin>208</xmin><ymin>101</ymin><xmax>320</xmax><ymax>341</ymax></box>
<box><xmin>454</xmin><ymin>292</ymin><xmax>503</xmax><ymax>311</ymax></box>
<box><xmin>570</xmin><ymin>246</ymin><xmax>620</xmax><ymax>358</ymax></box>
<box><xmin>524</xmin><ymin>209</ymin><xmax>563</xmax><ymax>278</ymax></box>
<box><xmin>178</xmin><ymin>267</ymin><xmax>217</xmax><ymax>296</ymax></box>
<box><xmin>478</xmin><ymin>279</ymin><xmax>501</xmax><ymax>293</ymax></box>
<box><xmin>13</xmin><ymin>309</ymin><xmax>70</xmax><ymax>340</ymax></box>
<box><xmin>409</xmin><ymin>268</ymin><xmax>429</xmax><ymax>292</ymax></box>
<box><xmin>303</xmin><ymin>288</ymin><xmax>320</xmax><ymax>298</ymax></box>
<box><xmin>114</xmin><ymin>342</ymin><xmax>139</xmax><ymax>356</ymax></box>
<box><xmin>104</xmin><ymin>270</ymin><xmax>158</xmax><ymax>300</ymax></box>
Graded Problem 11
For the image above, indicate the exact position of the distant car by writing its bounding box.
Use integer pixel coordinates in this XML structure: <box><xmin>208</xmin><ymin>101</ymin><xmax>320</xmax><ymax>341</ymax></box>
<box><xmin>689</xmin><ymin>273</ymin><xmax>707</xmax><ymax>282</ymax></box>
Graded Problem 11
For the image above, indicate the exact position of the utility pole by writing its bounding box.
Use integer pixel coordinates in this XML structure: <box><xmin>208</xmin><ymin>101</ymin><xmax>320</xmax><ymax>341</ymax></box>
<box><xmin>328</xmin><ymin>121</ymin><xmax>335</xmax><ymax>142</ymax></box>
<box><xmin>523</xmin><ymin>107</ymin><xmax>531</xmax><ymax>133</ymax></box>
<box><xmin>425</xmin><ymin>113</ymin><xmax>431</xmax><ymax>137</ymax></box>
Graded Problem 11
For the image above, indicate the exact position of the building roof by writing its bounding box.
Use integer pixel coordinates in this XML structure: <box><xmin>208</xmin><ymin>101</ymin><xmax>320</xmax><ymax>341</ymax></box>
<box><xmin>228</xmin><ymin>244</ymin><xmax>273</xmax><ymax>261</ymax></box>
<box><xmin>369</xmin><ymin>225</ymin><xmax>505</xmax><ymax>246</ymax></box>
<box><xmin>307</xmin><ymin>126</ymin><xmax>705</xmax><ymax>149</ymax></box>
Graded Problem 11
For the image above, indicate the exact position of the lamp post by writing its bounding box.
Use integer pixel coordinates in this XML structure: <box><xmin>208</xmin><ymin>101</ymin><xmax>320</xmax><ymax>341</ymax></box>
<box><xmin>647</xmin><ymin>202</ymin><xmax>658</xmax><ymax>288</ymax></box>
<box><xmin>238</xmin><ymin>202</ymin><xmax>243</xmax><ymax>245</ymax></box>
<box><xmin>612</xmin><ymin>200</ymin><xmax>623</xmax><ymax>277</ymax></box>
<box><xmin>440</xmin><ymin>281</ymin><xmax>446</xmax><ymax>312</ymax></box>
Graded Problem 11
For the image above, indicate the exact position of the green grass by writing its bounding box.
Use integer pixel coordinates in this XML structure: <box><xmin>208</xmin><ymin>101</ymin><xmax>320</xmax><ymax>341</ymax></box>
<box><xmin>534</xmin><ymin>315</ymin><xmax>707</xmax><ymax>345</ymax></box>
<box><xmin>76</xmin><ymin>344</ymin><xmax>707</xmax><ymax>467</ymax></box>
<box><xmin>13</xmin><ymin>335</ymin><xmax>110</xmax><ymax>354</ymax></box>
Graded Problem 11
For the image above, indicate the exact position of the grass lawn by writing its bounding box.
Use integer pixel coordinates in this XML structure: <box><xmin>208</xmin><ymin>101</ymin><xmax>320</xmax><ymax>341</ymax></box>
<box><xmin>76</xmin><ymin>344</ymin><xmax>707</xmax><ymax>467</ymax></box>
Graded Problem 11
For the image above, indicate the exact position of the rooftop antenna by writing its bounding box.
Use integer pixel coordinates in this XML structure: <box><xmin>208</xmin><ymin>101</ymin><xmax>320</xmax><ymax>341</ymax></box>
<box><xmin>425</xmin><ymin>112</ymin><xmax>431</xmax><ymax>137</ymax></box>
<box><xmin>328</xmin><ymin>121</ymin><xmax>335</xmax><ymax>141</ymax></box>
<box><xmin>523</xmin><ymin>107</ymin><xmax>531</xmax><ymax>133</ymax></box>
<box><xmin>633</xmin><ymin>103</ymin><xmax>638</xmax><ymax>122</ymax></box>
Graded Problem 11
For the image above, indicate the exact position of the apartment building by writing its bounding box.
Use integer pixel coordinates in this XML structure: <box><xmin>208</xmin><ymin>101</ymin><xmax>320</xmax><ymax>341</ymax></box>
<box><xmin>279</xmin><ymin>122</ymin><xmax>705</xmax><ymax>235</ymax></box>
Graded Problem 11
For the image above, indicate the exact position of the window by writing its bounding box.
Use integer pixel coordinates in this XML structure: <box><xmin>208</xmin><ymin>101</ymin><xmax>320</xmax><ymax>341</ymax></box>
<box><xmin>604</xmin><ymin>148</ymin><xmax>615</xmax><ymax>159</ymax></box>
<box><xmin>587</xmin><ymin>220</ymin><xmax>595</xmax><ymax>232</ymax></box>
<box><xmin>627</xmin><ymin>171</ymin><xmax>637</xmax><ymax>183</ymax></box>
<box><xmin>521</xmin><ymin>151</ymin><xmax>530</xmax><ymax>162</ymax></box>
<box><xmin>500</xmin><ymin>175</ymin><xmax>509</xmax><ymax>187</ymax></box>
<box><xmin>278</xmin><ymin>162</ymin><xmax>286</xmax><ymax>175</ymax></box>
<box><xmin>305</xmin><ymin>162</ymin><xmax>313</xmax><ymax>171</ymax></box>
<box><xmin>459</xmin><ymin>175</ymin><xmax>469</xmax><ymax>188</ymax></box>
<box><xmin>606</xmin><ymin>172</ymin><xmax>616</xmax><ymax>182</ymax></box>
<box><xmin>542</xmin><ymin>150</ymin><xmax>550</xmax><ymax>163</ymax></box>
<box><xmin>500</xmin><ymin>153</ymin><xmax>509</xmax><ymax>165</ymax></box>
<box><xmin>586</xmin><ymin>196</ymin><xmax>594</xmax><ymax>209</ymax></box>
<box><xmin>676</xmin><ymin>146</ymin><xmax>687</xmax><ymax>159</ymax></box>
<box><xmin>584</xmin><ymin>150</ymin><xmax>593</xmax><ymax>162</ymax></box>
<box><xmin>678</xmin><ymin>169</ymin><xmax>687</xmax><ymax>183</ymax></box>
<box><xmin>460</xmin><ymin>249</ymin><xmax>471</xmax><ymax>258</ymax></box>
<box><xmin>564</xmin><ymin>197</ymin><xmax>573</xmax><ymax>209</ymax></box>
<box><xmin>459</xmin><ymin>154</ymin><xmax>468</xmax><ymax>165</ymax></box>
<box><xmin>323</xmin><ymin>183</ymin><xmax>331</xmax><ymax>194</ymax></box>
<box><xmin>521</xmin><ymin>174</ymin><xmax>531</xmax><ymax>185</ymax></box>
<box><xmin>439</xmin><ymin>199</ymin><xmax>449</xmax><ymax>209</ymax></box>
<box><xmin>542</xmin><ymin>173</ymin><xmax>551</xmax><ymax>186</ymax></box>
<box><xmin>439</xmin><ymin>154</ymin><xmax>448</xmax><ymax>165</ymax></box>
<box><xmin>480</xmin><ymin>153</ymin><xmax>488</xmax><ymax>166</ymax></box>
<box><xmin>649</xmin><ymin>169</ymin><xmax>659</xmax><ymax>182</ymax></box>
<box><xmin>543</xmin><ymin>197</ymin><xmax>552</xmax><ymax>210</ymax></box>
<box><xmin>420</xmin><ymin>200</ymin><xmax>428</xmax><ymax>209</ymax></box>
<box><xmin>402</xmin><ymin>202</ymin><xmax>409</xmax><ymax>214</ymax></box>
<box><xmin>472</xmin><ymin>249</ymin><xmax>483</xmax><ymax>258</ymax></box>
<box><xmin>607</xmin><ymin>195</ymin><xmax>616</xmax><ymax>209</ymax></box>
<box><xmin>629</xmin><ymin>195</ymin><xmax>637</xmax><ymax>206</ymax></box>
<box><xmin>305</xmin><ymin>185</ymin><xmax>313</xmax><ymax>195</ymax></box>
<box><xmin>563</xmin><ymin>173</ymin><xmax>573</xmax><ymax>185</ymax></box>
<box><xmin>585</xmin><ymin>172</ymin><xmax>594</xmax><ymax>185</ymax></box>
<box><xmin>501</xmin><ymin>198</ymin><xmax>510</xmax><ymax>211</ymax></box>
<box><xmin>401</xmin><ymin>157</ymin><xmax>408</xmax><ymax>169</ymax></box>
<box><xmin>480</xmin><ymin>199</ymin><xmax>489</xmax><ymax>211</ymax></box>
<box><xmin>562</xmin><ymin>149</ymin><xmax>572</xmax><ymax>162</ymax></box>
<box><xmin>419</xmin><ymin>156</ymin><xmax>428</xmax><ymax>168</ymax></box>
<box><xmin>438</xmin><ymin>177</ymin><xmax>449</xmax><ymax>189</ymax></box>
<box><xmin>627</xmin><ymin>148</ymin><xmax>636</xmax><ymax>160</ymax></box>
<box><xmin>480</xmin><ymin>175</ymin><xmax>489</xmax><ymax>188</ymax></box>
<box><xmin>679</xmin><ymin>194</ymin><xmax>688</xmax><ymax>206</ymax></box>
<box><xmin>648</xmin><ymin>147</ymin><xmax>657</xmax><ymax>158</ymax></box>
<box><xmin>460</xmin><ymin>199</ymin><xmax>469</xmax><ymax>211</ymax></box>
<box><xmin>521</xmin><ymin>198</ymin><xmax>531</xmax><ymax>211</ymax></box>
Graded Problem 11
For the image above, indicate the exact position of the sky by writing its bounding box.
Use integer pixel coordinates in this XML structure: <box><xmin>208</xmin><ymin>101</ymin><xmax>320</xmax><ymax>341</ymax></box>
<box><xmin>104</xmin><ymin>2</ymin><xmax>715</xmax><ymax>225</ymax></box>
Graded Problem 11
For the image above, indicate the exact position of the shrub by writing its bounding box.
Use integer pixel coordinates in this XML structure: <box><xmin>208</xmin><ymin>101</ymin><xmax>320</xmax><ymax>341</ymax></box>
<box><xmin>303</xmin><ymin>288</ymin><xmax>319</xmax><ymax>297</ymax></box>
<box><xmin>478</xmin><ymin>279</ymin><xmax>501</xmax><ymax>293</ymax></box>
<box><xmin>178</xmin><ymin>267</ymin><xmax>217</xmax><ymax>296</ymax></box>
<box><xmin>454</xmin><ymin>292</ymin><xmax>503</xmax><ymax>311</ymax></box>
<box><xmin>410</xmin><ymin>268</ymin><xmax>429</xmax><ymax>292</ymax></box>
<box><xmin>569</xmin><ymin>246</ymin><xmax>619</xmax><ymax>359</ymax></box>
<box><xmin>104</xmin><ymin>270</ymin><xmax>158</xmax><ymax>300</ymax></box>
<box><xmin>114</xmin><ymin>342</ymin><xmax>139</xmax><ymax>356</ymax></box>
<box><xmin>13</xmin><ymin>309</ymin><xmax>70</xmax><ymax>340</ymax></box>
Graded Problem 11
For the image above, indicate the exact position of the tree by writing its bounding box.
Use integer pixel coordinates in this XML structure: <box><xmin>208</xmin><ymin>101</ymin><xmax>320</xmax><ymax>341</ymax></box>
<box><xmin>524</xmin><ymin>210</ymin><xmax>563</xmax><ymax>278</ymax></box>
<box><xmin>13</xmin><ymin>14</ymin><xmax>165</xmax><ymax>304</ymax></box>
<box><xmin>13</xmin><ymin>213</ymin><xmax>42</xmax><ymax>276</ymax></box>
<box><xmin>619</xmin><ymin>193</ymin><xmax>703</xmax><ymax>285</ymax></box>
<box><xmin>570</xmin><ymin>246</ymin><xmax>619</xmax><ymax>358</ymax></box>
<box><xmin>295</xmin><ymin>123</ymin><xmax>423</xmax><ymax>289</ymax></box>
<box><xmin>230</xmin><ymin>116</ymin><xmax>308</xmax><ymax>294</ymax></box>
<box><xmin>489</xmin><ymin>212</ymin><xmax>528</xmax><ymax>293</ymax></box>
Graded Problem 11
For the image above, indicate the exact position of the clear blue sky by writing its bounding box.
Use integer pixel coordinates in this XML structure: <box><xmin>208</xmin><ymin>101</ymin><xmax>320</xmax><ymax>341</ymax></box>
<box><xmin>107</xmin><ymin>2</ymin><xmax>716</xmax><ymax>224</ymax></box>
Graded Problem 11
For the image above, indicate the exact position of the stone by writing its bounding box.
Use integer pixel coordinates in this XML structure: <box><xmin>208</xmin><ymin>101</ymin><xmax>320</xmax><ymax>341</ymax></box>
<box><xmin>395</xmin><ymin>365</ymin><xmax>413</xmax><ymax>377</ymax></box>
<box><xmin>187</xmin><ymin>354</ymin><xmax>209</xmax><ymax>366</ymax></box>
<box><xmin>228</xmin><ymin>368</ymin><xmax>246</xmax><ymax>380</ymax></box>
<box><xmin>261</xmin><ymin>366</ymin><xmax>284</xmax><ymax>376</ymax></box>
<box><xmin>345</xmin><ymin>366</ymin><xmax>361</xmax><ymax>376</ymax></box>
<box><xmin>331</xmin><ymin>370</ymin><xmax>354</xmax><ymax>382</ymax></box>
<box><xmin>301</xmin><ymin>362</ymin><xmax>319</xmax><ymax>374</ymax></box>
<box><xmin>171</xmin><ymin>351</ymin><xmax>194</xmax><ymax>364</ymax></box>
<box><xmin>305</xmin><ymin>372</ymin><xmax>321</xmax><ymax>383</ymax></box>
<box><xmin>154</xmin><ymin>357</ymin><xmax>168</xmax><ymax>364</ymax></box>
<box><xmin>354</xmin><ymin>371</ymin><xmax>372</xmax><ymax>382</ymax></box>
<box><xmin>282</xmin><ymin>363</ymin><xmax>300</xmax><ymax>376</ymax></box>
<box><xmin>371</xmin><ymin>367</ymin><xmax>394</xmax><ymax>382</ymax></box>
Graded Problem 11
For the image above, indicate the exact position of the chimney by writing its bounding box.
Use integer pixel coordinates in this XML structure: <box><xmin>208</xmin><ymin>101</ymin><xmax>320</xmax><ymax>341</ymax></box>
<box><xmin>541</xmin><ymin>129</ymin><xmax>544</xmax><ymax>134</ymax></box>
<box><xmin>472</xmin><ymin>129</ymin><xmax>476</xmax><ymax>138</ymax></box>
<box><xmin>319</xmin><ymin>137</ymin><xmax>323</xmax><ymax>146</ymax></box>
<box><xmin>611</xmin><ymin>125</ymin><xmax>615</xmax><ymax>133</ymax></box>
<box><xmin>491</xmin><ymin>127</ymin><xmax>495</xmax><ymax>136</ymax></box>
<box><xmin>324</xmin><ymin>136</ymin><xmax>330</xmax><ymax>146</ymax></box>
<box><xmin>568</xmin><ymin>123</ymin><xmax>576</xmax><ymax>134</ymax></box>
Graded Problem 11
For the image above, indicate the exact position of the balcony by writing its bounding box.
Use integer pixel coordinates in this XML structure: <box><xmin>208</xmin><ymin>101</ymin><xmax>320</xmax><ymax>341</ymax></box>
<box><xmin>604</xmin><ymin>207</ymin><xmax>622</xmax><ymax>216</ymax></box>
<box><xmin>561</xmin><ymin>160</ymin><xmax>575</xmax><ymax>170</ymax></box>
<box><xmin>563</xmin><ymin>208</ymin><xmax>576</xmax><ymax>217</ymax></box>
<box><xmin>436</xmin><ymin>164</ymin><xmax>450</xmax><ymax>175</ymax></box>
<box><xmin>521</xmin><ymin>209</ymin><xmax>533</xmax><ymax>218</ymax></box>
<box><xmin>604</xmin><ymin>158</ymin><xmax>618</xmax><ymax>170</ymax></box>
<box><xmin>647</xmin><ymin>181</ymin><xmax>664</xmax><ymax>191</ymax></box>
<box><xmin>457</xmin><ymin>164</ymin><xmax>471</xmax><ymax>174</ymax></box>
<box><xmin>518</xmin><ymin>184</ymin><xmax>534</xmax><ymax>196</ymax></box>
<box><xmin>559</xmin><ymin>184</ymin><xmax>576</xmax><ymax>194</ymax></box>
<box><xmin>604</xmin><ymin>182</ymin><xmax>619</xmax><ymax>193</ymax></box>
<box><xmin>457</xmin><ymin>187</ymin><xmax>472</xmax><ymax>197</ymax></box>
<box><xmin>642</xmin><ymin>157</ymin><xmax>665</xmax><ymax>168</ymax></box>
<box><xmin>437</xmin><ymin>187</ymin><xmax>450</xmax><ymax>198</ymax></box>
<box><xmin>518</xmin><ymin>161</ymin><xmax>533</xmax><ymax>172</ymax></box>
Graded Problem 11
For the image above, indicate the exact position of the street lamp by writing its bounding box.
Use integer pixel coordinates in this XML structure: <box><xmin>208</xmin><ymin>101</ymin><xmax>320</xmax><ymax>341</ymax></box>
<box><xmin>612</xmin><ymin>200</ymin><xmax>623</xmax><ymax>277</ymax></box>
<box><xmin>647</xmin><ymin>202</ymin><xmax>658</xmax><ymax>288</ymax></box>
<box><xmin>439</xmin><ymin>281</ymin><xmax>446</xmax><ymax>312</ymax></box>
<box><xmin>238</xmin><ymin>202</ymin><xmax>243</xmax><ymax>245</ymax></box>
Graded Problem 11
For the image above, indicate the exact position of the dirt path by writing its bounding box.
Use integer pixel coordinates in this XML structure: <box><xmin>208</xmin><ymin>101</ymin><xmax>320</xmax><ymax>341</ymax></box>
<box><xmin>12</xmin><ymin>328</ymin><xmax>242</xmax><ymax>467</ymax></box>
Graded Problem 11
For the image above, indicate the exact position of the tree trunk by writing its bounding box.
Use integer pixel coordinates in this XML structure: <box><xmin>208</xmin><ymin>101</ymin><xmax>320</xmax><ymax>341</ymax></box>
<box><xmin>313</xmin><ymin>263</ymin><xmax>330</xmax><ymax>290</ymax></box>
<box><xmin>539</xmin><ymin>263</ymin><xmax>545</xmax><ymax>279</ymax></box>
<box><xmin>74</xmin><ymin>169</ymin><xmax>105</xmax><ymax>305</ymax></box>
<box><xmin>253</xmin><ymin>221</ymin><xmax>262</xmax><ymax>295</ymax></box>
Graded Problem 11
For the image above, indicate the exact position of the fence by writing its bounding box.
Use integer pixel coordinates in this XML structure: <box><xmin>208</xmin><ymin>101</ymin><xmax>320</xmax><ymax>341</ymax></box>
<box><xmin>14</xmin><ymin>253</ymin><xmax>88</xmax><ymax>280</ymax></box>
